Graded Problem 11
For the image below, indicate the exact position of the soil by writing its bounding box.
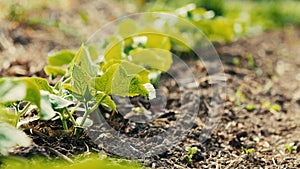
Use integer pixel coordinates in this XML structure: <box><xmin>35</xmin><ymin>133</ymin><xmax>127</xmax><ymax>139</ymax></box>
<box><xmin>1</xmin><ymin>1</ymin><xmax>300</xmax><ymax>168</ymax></box>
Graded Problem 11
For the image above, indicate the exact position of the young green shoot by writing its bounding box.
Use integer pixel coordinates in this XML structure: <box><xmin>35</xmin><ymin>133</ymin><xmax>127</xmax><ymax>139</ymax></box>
<box><xmin>184</xmin><ymin>146</ymin><xmax>198</xmax><ymax>164</ymax></box>
<box><xmin>284</xmin><ymin>143</ymin><xmax>295</xmax><ymax>154</ymax></box>
<box><xmin>242</xmin><ymin>146</ymin><xmax>255</xmax><ymax>155</ymax></box>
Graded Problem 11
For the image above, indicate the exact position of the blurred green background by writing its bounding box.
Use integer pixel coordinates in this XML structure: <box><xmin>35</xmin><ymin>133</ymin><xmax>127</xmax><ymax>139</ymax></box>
<box><xmin>1</xmin><ymin>0</ymin><xmax>300</xmax><ymax>43</ymax></box>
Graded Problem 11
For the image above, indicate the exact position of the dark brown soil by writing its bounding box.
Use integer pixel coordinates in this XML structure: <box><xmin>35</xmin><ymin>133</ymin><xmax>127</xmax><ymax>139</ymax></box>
<box><xmin>1</xmin><ymin>1</ymin><xmax>300</xmax><ymax>168</ymax></box>
<box><xmin>141</xmin><ymin>28</ymin><xmax>300</xmax><ymax>168</ymax></box>
<box><xmin>14</xmin><ymin>117</ymin><xmax>99</xmax><ymax>159</ymax></box>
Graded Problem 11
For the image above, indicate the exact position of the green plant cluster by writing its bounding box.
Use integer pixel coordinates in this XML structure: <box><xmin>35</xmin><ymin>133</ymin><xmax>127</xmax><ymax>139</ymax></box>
<box><xmin>0</xmin><ymin>18</ymin><xmax>175</xmax><ymax>156</ymax></box>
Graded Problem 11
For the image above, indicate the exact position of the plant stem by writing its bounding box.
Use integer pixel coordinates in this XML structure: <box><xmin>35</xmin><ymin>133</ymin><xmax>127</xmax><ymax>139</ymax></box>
<box><xmin>88</xmin><ymin>95</ymin><xmax>107</xmax><ymax>114</ymax></box>
<box><xmin>19</xmin><ymin>102</ymin><xmax>31</xmax><ymax>116</ymax></box>
<box><xmin>74</xmin><ymin>101</ymin><xmax>89</xmax><ymax>136</ymax></box>
<box><xmin>61</xmin><ymin>113</ymin><xmax>68</xmax><ymax>130</ymax></box>
<box><xmin>55</xmin><ymin>76</ymin><xmax>71</xmax><ymax>95</ymax></box>
<box><xmin>79</xmin><ymin>95</ymin><xmax>107</xmax><ymax>127</ymax></box>
<box><xmin>79</xmin><ymin>101</ymin><xmax>89</xmax><ymax>127</ymax></box>
<box><xmin>16</xmin><ymin>103</ymin><xmax>31</xmax><ymax>127</ymax></box>
<box><xmin>13</xmin><ymin>103</ymin><xmax>19</xmax><ymax>115</ymax></box>
<box><xmin>66</xmin><ymin>102</ymin><xmax>81</xmax><ymax>126</ymax></box>
<box><xmin>74</xmin><ymin>95</ymin><xmax>107</xmax><ymax>136</ymax></box>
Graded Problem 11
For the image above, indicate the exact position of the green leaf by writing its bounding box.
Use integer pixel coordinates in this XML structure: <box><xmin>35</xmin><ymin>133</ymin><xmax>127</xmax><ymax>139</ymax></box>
<box><xmin>129</xmin><ymin>48</ymin><xmax>173</xmax><ymax>72</ymax></box>
<box><xmin>168</xmin><ymin>29</ymin><xmax>191</xmax><ymax>51</ymax></box>
<box><xmin>71</xmin><ymin>65</ymin><xmax>94</xmax><ymax>100</ymax></box>
<box><xmin>234</xmin><ymin>89</ymin><xmax>245</xmax><ymax>105</ymax></box>
<box><xmin>0</xmin><ymin>79</ymin><xmax>27</xmax><ymax>103</ymax></box>
<box><xmin>284</xmin><ymin>144</ymin><xmax>294</xmax><ymax>154</ymax></box>
<box><xmin>0</xmin><ymin>123</ymin><xmax>31</xmax><ymax>155</ymax></box>
<box><xmin>242</xmin><ymin>146</ymin><xmax>255</xmax><ymax>154</ymax></box>
<box><xmin>101</xmin><ymin>60</ymin><xmax>121</xmax><ymax>72</ymax></box>
<box><xmin>40</xmin><ymin>91</ymin><xmax>57</xmax><ymax>120</ymax></box>
<box><xmin>245</xmin><ymin>104</ymin><xmax>255</xmax><ymax>111</ymax></box>
<box><xmin>104</xmin><ymin>36</ymin><xmax>123</xmax><ymax>62</ymax></box>
<box><xmin>24</xmin><ymin>83</ymin><xmax>41</xmax><ymax>110</ymax></box>
<box><xmin>49</xmin><ymin>94</ymin><xmax>74</xmax><ymax>110</ymax></box>
<box><xmin>118</xmin><ymin>61</ymin><xmax>149</xmax><ymax>83</ymax></box>
<box><xmin>87</xmin><ymin>45</ymin><xmax>99</xmax><ymax>62</ymax></box>
<box><xmin>74</xmin><ymin>44</ymin><xmax>98</xmax><ymax>77</ymax></box>
<box><xmin>185</xmin><ymin>147</ymin><xmax>198</xmax><ymax>155</ymax></box>
<box><xmin>262</xmin><ymin>101</ymin><xmax>271</xmax><ymax>109</ymax></box>
<box><xmin>95</xmin><ymin>61</ymin><xmax>150</xmax><ymax>97</ymax></box>
<box><xmin>118</xmin><ymin>19</ymin><xmax>138</xmax><ymax>38</ymax></box>
<box><xmin>270</xmin><ymin>104</ymin><xmax>281</xmax><ymax>112</ymax></box>
<box><xmin>0</xmin><ymin>78</ymin><xmax>41</xmax><ymax>110</ymax></box>
<box><xmin>94</xmin><ymin>64</ymin><xmax>118</xmax><ymax>95</ymax></box>
<box><xmin>70</xmin><ymin>44</ymin><xmax>99</xmax><ymax>101</ymax></box>
<box><xmin>139</xmin><ymin>26</ymin><xmax>171</xmax><ymax>50</ymax></box>
<box><xmin>0</xmin><ymin>155</ymin><xmax>143</xmax><ymax>169</ymax></box>
<box><xmin>126</xmin><ymin>76</ymin><xmax>150</xmax><ymax>97</ymax></box>
<box><xmin>96</xmin><ymin>93</ymin><xmax>117</xmax><ymax>112</ymax></box>
<box><xmin>44</xmin><ymin>65</ymin><xmax>67</xmax><ymax>77</ymax></box>
<box><xmin>24</xmin><ymin>77</ymin><xmax>53</xmax><ymax>93</ymax></box>
<box><xmin>47</xmin><ymin>50</ymin><xmax>75</xmax><ymax>66</ymax></box>
<box><xmin>0</xmin><ymin>107</ymin><xmax>18</xmax><ymax>126</ymax></box>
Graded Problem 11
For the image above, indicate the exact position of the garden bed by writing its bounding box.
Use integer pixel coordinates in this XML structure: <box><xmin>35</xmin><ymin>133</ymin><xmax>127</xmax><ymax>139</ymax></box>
<box><xmin>1</xmin><ymin>1</ymin><xmax>300</xmax><ymax>168</ymax></box>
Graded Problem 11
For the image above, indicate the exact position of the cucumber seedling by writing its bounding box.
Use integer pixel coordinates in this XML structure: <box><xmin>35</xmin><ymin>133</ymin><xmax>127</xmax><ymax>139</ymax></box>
<box><xmin>184</xmin><ymin>146</ymin><xmax>198</xmax><ymax>164</ymax></box>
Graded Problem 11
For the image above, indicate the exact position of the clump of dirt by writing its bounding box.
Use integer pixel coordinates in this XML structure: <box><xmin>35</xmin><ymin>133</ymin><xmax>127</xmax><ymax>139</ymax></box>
<box><xmin>12</xmin><ymin>117</ymin><xmax>99</xmax><ymax>159</ymax></box>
